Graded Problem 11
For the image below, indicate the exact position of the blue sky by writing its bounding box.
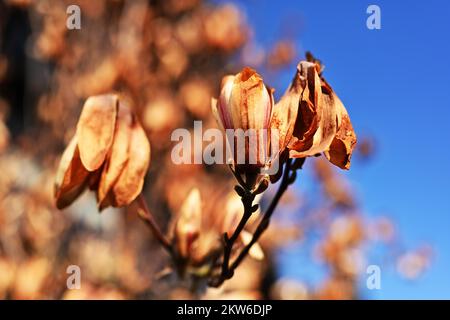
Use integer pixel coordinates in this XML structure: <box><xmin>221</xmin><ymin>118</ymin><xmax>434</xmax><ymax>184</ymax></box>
<box><xmin>217</xmin><ymin>0</ymin><xmax>450</xmax><ymax>299</ymax></box>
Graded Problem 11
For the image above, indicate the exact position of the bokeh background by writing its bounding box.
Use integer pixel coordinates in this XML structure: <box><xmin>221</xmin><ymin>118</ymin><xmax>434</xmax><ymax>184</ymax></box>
<box><xmin>0</xmin><ymin>0</ymin><xmax>448</xmax><ymax>299</ymax></box>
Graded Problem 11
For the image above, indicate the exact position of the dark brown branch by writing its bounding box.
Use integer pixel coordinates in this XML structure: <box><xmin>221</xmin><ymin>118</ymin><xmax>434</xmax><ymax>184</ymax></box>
<box><xmin>209</xmin><ymin>158</ymin><xmax>304</xmax><ymax>287</ymax></box>
<box><xmin>228</xmin><ymin>158</ymin><xmax>300</xmax><ymax>271</ymax></box>
<box><xmin>136</xmin><ymin>194</ymin><xmax>173</xmax><ymax>255</ymax></box>
<box><xmin>209</xmin><ymin>188</ymin><xmax>256</xmax><ymax>287</ymax></box>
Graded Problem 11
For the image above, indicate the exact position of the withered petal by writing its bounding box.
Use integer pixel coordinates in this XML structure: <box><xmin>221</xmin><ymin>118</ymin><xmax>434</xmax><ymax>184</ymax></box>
<box><xmin>230</xmin><ymin>67</ymin><xmax>270</xmax><ymax>130</ymax></box>
<box><xmin>98</xmin><ymin>99</ymin><xmax>133</xmax><ymax>207</ymax></box>
<box><xmin>76</xmin><ymin>94</ymin><xmax>118</xmax><ymax>171</ymax></box>
<box><xmin>270</xmin><ymin>70</ymin><xmax>302</xmax><ymax>152</ymax></box>
<box><xmin>211</xmin><ymin>98</ymin><xmax>225</xmax><ymax>132</ymax></box>
<box><xmin>217</xmin><ymin>75</ymin><xmax>235</xmax><ymax>129</ymax></box>
<box><xmin>54</xmin><ymin>136</ymin><xmax>90</xmax><ymax>209</ymax></box>
<box><xmin>174</xmin><ymin>188</ymin><xmax>203</xmax><ymax>259</ymax></box>
<box><xmin>288</xmin><ymin>61</ymin><xmax>339</xmax><ymax>159</ymax></box>
<box><xmin>287</xmin><ymin>61</ymin><xmax>323</xmax><ymax>155</ymax></box>
<box><xmin>177</xmin><ymin>188</ymin><xmax>202</xmax><ymax>230</ymax></box>
<box><xmin>110</xmin><ymin>120</ymin><xmax>151</xmax><ymax>207</ymax></box>
<box><xmin>324</xmin><ymin>96</ymin><xmax>357</xmax><ymax>170</ymax></box>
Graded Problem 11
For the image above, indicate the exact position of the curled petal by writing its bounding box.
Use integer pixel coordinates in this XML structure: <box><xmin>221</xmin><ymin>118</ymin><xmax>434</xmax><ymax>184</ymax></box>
<box><xmin>110</xmin><ymin>120</ymin><xmax>151</xmax><ymax>207</ymax></box>
<box><xmin>270</xmin><ymin>70</ymin><xmax>302</xmax><ymax>152</ymax></box>
<box><xmin>54</xmin><ymin>136</ymin><xmax>90</xmax><ymax>209</ymax></box>
<box><xmin>324</xmin><ymin>95</ymin><xmax>357</xmax><ymax>169</ymax></box>
<box><xmin>288</xmin><ymin>61</ymin><xmax>333</xmax><ymax>157</ymax></box>
<box><xmin>98</xmin><ymin>100</ymin><xmax>133</xmax><ymax>207</ymax></box>
<box><xmin>76</xmin><ymin>94</ymin><xmax>118</xmax><ymax>171</ymax></box>
<box><xmin>287</xmin><ymin>61</ymin><xmax>356</xmax><ymax>169</ymax></box>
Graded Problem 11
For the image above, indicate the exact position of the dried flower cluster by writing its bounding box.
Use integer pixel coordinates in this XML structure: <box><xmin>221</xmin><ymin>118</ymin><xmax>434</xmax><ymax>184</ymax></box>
<box><xmin>60</xmin><ymin>54</ymin><xmax>356</xmax><ymax>287</ymax></box>
<box><xmin>55</xmin><ymin>94</ymin><xmax>150</xmax><ymax>210</ymax></box>
<box><xmin>211</xmin><ymin>58</ymin><xmax>357</xmax><ymax>191</ymax></box>
<box><xmin>0</xmin><ymin>0</ymin><xmax>430</xmax><ymax>300</ymax></box>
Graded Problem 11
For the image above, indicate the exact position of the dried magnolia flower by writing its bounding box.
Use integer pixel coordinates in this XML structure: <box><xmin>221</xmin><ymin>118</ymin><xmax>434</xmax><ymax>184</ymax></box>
<box><xmin>54</xmin><ymin>94</ymin><xmax>151</xmax><ymax>210</ymax></box>
<box><xmin>272</xmin><ymin>60</ymin><xmax>357</xmax><ymax>169</ymax></box>
<box><xmin>173</xmin><ymin>188</ymin><xmax>202</xmax><ymax>260</ymax></box>
<box><xmin>172</xmin><ymin>188</ymin><xmax>222</xmax><ymax>276</ymax></box>
<box><xmin>212</xmin><ymin>67</ymin><xmax>273</xmax><ymax>134</ymax></box>
<box><xmin>171</xmin><ymin>188</ymin><xmax>264</xmax><ymax>277</ymax></box>
<box><xmin>211</xmin><ymin>67</ymin><xmax>276</xmax><ymax>185</ymax></box>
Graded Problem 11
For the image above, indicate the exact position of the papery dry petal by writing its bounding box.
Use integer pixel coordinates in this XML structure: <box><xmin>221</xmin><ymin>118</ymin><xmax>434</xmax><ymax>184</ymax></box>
<box><xmin>211</xmin><ymin>98</ymin><xmax>225</xmax><ymax>132</ymax></box>
<box><xmin>175</xmin><ymin>188</ymin><xmax>202</xmax><ymax>258</ymax></box>
<box><xmin>216</xmin><ymin>75</ymin><xmax>235</xmax><ymax>129</ymax></box>
<box><xmin>76</xmin><ymin>94</ymin><xmax>118</xmax><ymax>171</ymax></box>
<box><xmin>287</xmin><ymin>61</ymin><xmax>322</xmax><ymax>155</ymax></box>
<box><xmin>270</xmin><ymin>71</ymin><xmax>302</xmax><ymax>152</ymax></box>
<box><xmin>324</xmin><ymin>95</ymin><xmax>357</xmax><ymax>169</ymax></box>
<box><xmin>289</xmin><ymin>62</ymin><xmax>339</xmax><ymax>159</ymax></box>
<box><xmin>54</xmin><ymin>136</ymin><xmax>90</xmax><ymax>209</ymax></box>
<box><xmin>229</xmin><ymin>67</ymin><xmax>272</xmax><ymax>130</ymax></box>
<box><xmin>110</xmin><ymin>120</ymin><xmax>150</xmax><ymax>207</ymax></box>
<box><xmin>98</xmin><ymin>100</ymin><xmax>133</xmax><ymax>207</ymax></box>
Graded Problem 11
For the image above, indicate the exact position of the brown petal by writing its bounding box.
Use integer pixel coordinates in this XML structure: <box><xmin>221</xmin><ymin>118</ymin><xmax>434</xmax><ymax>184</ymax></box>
<box><xmin>216</xmin><ymin>75</ymin><xmax>235</xmax><ymax>130</ymax></box>
<box><xmin>110</xmin><ymin>120</ymin><xmax>151</xmax><ymax>207</ymax></box>
<box><xmin>270</xmin><ymin>69</ymin><xmax>302</xmax><ymax>152</ymax></box>
<box><xmin>324</xmin><ymin>95</ymin><xmax>357</xmax><ymax>169</ymax></box>
<box><xmin>54</xmin><ymin>136</ymin><xmax>90</xmax><ymax>209</ymax></box>
<box><xmin>211</xmin><ymin>98</ymin><xmax>225</xmax><ymax>132</ymax></box>
<box><xmin>174</xmin><ymin>188</ymin><xmax>202</xmax><ymax>258</ymax></box>
<box><xmin>97</xmin><ymin>100</ymin><xmax>133</xmax><ymax>207</ymax></box>
<box><xmin>289</xmin><ymin>62</ymin><xmax>338</xmax><ymax>158</ymax></box>
<box><xmin>230</xmin><ymin>67</ymin><xmax>271</xmax><ymax>130</ymax></box>
<box><xmin>76</xmin><ymin>94</ymin><xmax>118</xmax><ymax>171</ymax></box>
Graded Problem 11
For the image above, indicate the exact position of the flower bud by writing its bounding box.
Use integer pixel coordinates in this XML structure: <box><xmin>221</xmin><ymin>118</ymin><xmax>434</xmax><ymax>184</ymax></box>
<box><xmin>211</xmin><ymin>68</ymin><xmax>276</xmax><ymax>185</ymax></box>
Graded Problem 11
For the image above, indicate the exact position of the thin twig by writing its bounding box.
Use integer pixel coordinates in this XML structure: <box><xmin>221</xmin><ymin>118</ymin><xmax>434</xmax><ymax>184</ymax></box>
<box><xmin>136</xmin><ymin>194</ymin><xmax>173</xmax><ymax>254</ymax></box>
<box><xmin>210</xmin><ymin>189</ymin><xmax>256</xmax><ymax>287</ymax></box>
<box><xmin>228</xmin><ymin>159</ymin><xmax>298</xmax><ymax>271</ymax></box>
<box><xmin>210</xmin><ymin>158</ymin><xmax>304</xmax><ymax>287</ymax></box>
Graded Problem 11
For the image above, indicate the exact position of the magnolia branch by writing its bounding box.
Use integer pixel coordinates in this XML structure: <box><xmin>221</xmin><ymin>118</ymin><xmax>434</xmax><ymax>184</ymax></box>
<box><xmin>229</xmin><ymin>158</ymin><xmax>303</xmax><ymax>272</ymax></box>
<box><xmin>136</xmin><ymin>194</ymin><xmax>173</xmax><ymax>255</ymax></box>
<box><xmin>213</xmin><ymin>187</ymin><xmax>257</xmax><ymax>286</ymax></box>
<box><xmin>210</xmin><ymin>158</ymin><xmax>305</xmax><ymax>287</ymax></box>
